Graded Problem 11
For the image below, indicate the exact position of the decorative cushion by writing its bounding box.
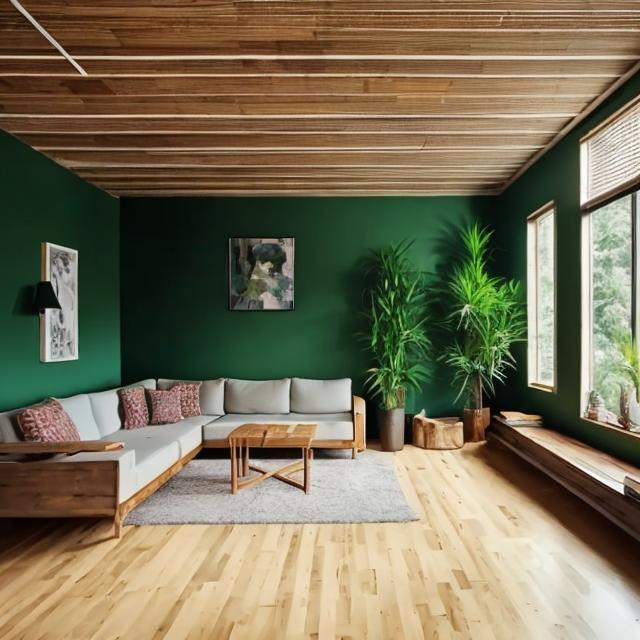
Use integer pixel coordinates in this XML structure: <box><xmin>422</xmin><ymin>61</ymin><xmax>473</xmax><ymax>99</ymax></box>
<box><xmin>290</xmin><ymin>378</ymin><xmax>353</xmax><ymax>413</ymax></box>
<box><xmin>148</xmin><ymin>387</ymin><xmax>182</xmax><ymax>425</ymax></box>
<box><xmin>225</xmin><ymin>378</ymin><xmax>291</xmax><ymax>414</ymax></box>
<box><xmin>175</xmin><ymin>382</ymin><xmax>202</xmax><ymax>418</ymax></box>
<box><xmin>158</xmin><ymin>378</ymin><xmax>225</xmax><ymax>416</ymax></box>
<box><xmin>118</xmin><ymin>386</ymin><xmax>149</xmax><ymax>429</ymax></box>
<box><xmin>17</xmin><ymin>399</ymin><xmax>81</xmax><ymax>442</ymax></box>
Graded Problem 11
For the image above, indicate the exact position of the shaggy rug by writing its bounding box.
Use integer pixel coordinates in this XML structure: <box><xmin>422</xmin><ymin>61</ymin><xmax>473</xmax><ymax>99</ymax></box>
<box><xmin>124</xmin><ymin>450</ymin><xmax>417</xmax><ymax>525</ymax></box>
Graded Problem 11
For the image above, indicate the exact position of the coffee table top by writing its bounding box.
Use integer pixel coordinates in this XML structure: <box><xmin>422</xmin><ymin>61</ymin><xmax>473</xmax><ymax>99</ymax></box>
<box><xmin>229</xmin><ymin>423</ymin><xmax>316</xmax><ymax>448</ymax></box>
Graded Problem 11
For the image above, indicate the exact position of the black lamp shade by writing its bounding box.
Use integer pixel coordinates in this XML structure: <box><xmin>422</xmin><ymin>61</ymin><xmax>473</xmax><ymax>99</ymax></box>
<box><xmin>35</xmin><ymin>281</ymin><xmax>61</xmax><ymax>313</ymax></box>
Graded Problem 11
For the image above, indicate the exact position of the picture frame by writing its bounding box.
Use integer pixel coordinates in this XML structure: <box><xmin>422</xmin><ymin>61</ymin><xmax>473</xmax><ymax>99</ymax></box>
<box><xmin>40</xmin><ymin>242</ymin><xmax>79</xmax><ymax>362</ymax></box>
<box><xmin>228</xmin><ymin>237</ymin><xmax>295</xmax><ymax>311</ymax></box>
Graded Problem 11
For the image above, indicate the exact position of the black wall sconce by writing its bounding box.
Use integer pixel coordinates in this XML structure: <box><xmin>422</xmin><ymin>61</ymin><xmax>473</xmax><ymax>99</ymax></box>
<box><xmin>34</xmin><ymin>281</ymin><xmax>61</xmax><ymax>314</ymax></box>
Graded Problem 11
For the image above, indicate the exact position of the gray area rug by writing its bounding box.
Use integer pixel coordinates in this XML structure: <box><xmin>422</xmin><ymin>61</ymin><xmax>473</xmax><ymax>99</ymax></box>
<box><xmin>125</xmin><ymin>450</ymin><xmax>418</xmax><ymax>525</ymax></box>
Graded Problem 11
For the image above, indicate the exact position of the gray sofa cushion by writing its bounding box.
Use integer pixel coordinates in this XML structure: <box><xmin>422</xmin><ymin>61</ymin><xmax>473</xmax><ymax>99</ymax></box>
<box><xmin>202</xmin><ymin>412</ymin><xmax>353</xmax><ymax>442</ymax></box>
<box><xmin>89</xmin><ymin>379</ymin><xmax>156</xmax><ymax>437</ymax></box>
<box><xmin>55</xmin><ymin>394</ymin><xmax>101</xmax><ymax>441</ymax></box>
<box><xmin>158</xmin><ymin>378</ymin><xmax>225</xmax><ymax>416</ymax></box>
<box><xmin>225</xmin><ymin>379</ymin><xmax>291</xmax><ymax>414</ymax></box>
<box><xmin>290</xmin><ymin>378</ymin><xmax>352</xmax><ymax>413</ymax></box>
<box><xmin>0</xmin><ymin>409</ymin><xmax>22</xmax><ymax>443</ymax></box>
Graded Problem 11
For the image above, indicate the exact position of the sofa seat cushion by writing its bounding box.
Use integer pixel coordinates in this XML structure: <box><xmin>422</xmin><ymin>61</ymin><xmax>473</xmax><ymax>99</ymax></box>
<box><xmin>290</xmin><ymin>378</ymin><xmax>352</xmax><ymax>414</ymax></box>
<box><xmin>203</xmin><ymin>413</ymin><xmax>353</xmax><ymax>442</ymax></box>
<box><xmin>225</xmin><ymin>379</ymin><xmax>291</xmax><ymax>414</ymax></box>
<box><xmin>55</xmin><ymin>394</ymin><xmax>101</xmax><ymax>441</ymax></box>
<box><xmin>107</xmin><ymin>416</ymin><xmax>209</xmax><ymax>460</ymax></box>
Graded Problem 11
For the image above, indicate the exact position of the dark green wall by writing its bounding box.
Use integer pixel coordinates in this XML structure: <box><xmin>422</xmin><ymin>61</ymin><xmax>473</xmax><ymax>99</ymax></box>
<box><xmin>120</xmin><ymin>196</ymin><xmax>491</xmax><ymax>432</ymax></box>
<box><xmin>0</xmin><ymin>131</ymin><xmax>121</xmax><ymax>411</ymax></box>
<box><xmin>495</xmin><ymin>72</ymin><xmax>640</xmax><ymax>466</ymax></box>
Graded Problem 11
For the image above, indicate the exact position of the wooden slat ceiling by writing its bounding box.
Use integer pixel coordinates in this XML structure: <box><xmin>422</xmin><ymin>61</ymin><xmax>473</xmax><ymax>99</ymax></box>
<box><xmin>1</xmin><ymin>1</ymin><xmax>640</xmax><ymax>197</ymax></box>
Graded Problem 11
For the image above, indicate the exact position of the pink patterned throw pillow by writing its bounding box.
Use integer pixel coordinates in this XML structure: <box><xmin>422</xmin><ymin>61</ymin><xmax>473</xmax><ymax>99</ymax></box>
<box><xmin>148</xmin><ymin>387</ymin><xmax>182</xmax><ymax>425</ymax></box>
<box><xmin>175</xmin><ymin>382</ymin><xmax>201</xmax><ymax>418</ymax></box>
<box><xmin>118</xmin><ymin>386</ymin><xmax>149</xmax><ymax>429</ymax></box>
<box><xmin>17</xmin><ymin>399</ymin><xmax>81</xmax><ymax>442</ymax></box>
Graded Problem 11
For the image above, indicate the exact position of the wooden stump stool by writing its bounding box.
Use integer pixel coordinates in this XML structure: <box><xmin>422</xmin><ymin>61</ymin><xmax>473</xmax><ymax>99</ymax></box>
<box><xmin>412</xmin><ymin>415</ymin><xmax>464</xmax><ymax>450</ymax></box>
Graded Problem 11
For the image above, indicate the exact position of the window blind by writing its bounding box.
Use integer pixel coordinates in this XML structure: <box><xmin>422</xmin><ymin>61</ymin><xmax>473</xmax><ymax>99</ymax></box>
<box><xmin>581</xmin><ymin>96</ymin><xmax>640</xmax><ymax>209</ymax></box>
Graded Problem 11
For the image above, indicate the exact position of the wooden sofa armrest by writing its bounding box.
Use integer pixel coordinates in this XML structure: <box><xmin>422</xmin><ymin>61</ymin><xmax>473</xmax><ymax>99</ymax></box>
<box><xmin>0</xmin><ymin>440</ymin><xmax>124</xmax><ymax>456</ymax></box>
<box><xmin>352</xmin><ymin>395</ymin><xmax>366</xmax><ymax>451</ymax></box>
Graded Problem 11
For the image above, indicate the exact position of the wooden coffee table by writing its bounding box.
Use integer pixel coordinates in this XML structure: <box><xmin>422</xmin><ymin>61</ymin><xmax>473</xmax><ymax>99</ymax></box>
<box><xmin>228</xmin><ymin>423</ymin><xmax>316</xmax><ymax>494</ymax></box>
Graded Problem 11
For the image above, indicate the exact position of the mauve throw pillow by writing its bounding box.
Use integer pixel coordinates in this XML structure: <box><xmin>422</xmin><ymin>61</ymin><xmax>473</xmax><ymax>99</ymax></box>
<box><xmin>175</xmin><ymin>382</ymin><xmax>201</xmax><ymax>418</ymax></box>
<box><xmin>118</xmin><ymin>386</ymin><xmax>149</xmax><ymax>429</ymax></box>
<box><xmin>148</xmin><ymin>387</ymin><xmax>182</xmax><ymax>425</ymax></box>
<box><xmin>17</xmin><ymin>399</ymin><xmax>81</xmax><ymax>442</ymax></box>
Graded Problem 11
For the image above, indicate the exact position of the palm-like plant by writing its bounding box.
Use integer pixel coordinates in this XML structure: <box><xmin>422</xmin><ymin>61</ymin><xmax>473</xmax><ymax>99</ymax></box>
<box><xmin>362</xmin><ymin>241</ymin><xmax>431</xmax><ymax>410</ymax></box>
<box><xmin>443</xmin><ymin>223</ymin><xmax>526</xmax><ymax>409</ymax></box>
<box><xmin>618</xmin><ymin>335</ymin><xmax>640</xmax><ymax>402</ymax></box>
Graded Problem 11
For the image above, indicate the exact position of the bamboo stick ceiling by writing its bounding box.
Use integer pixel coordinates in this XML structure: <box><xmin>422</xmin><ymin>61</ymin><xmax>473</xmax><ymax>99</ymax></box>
<box><xmin>1</xmin><ymin>1</ymin><xmax>640</xmax><ymax>197</ymax></box>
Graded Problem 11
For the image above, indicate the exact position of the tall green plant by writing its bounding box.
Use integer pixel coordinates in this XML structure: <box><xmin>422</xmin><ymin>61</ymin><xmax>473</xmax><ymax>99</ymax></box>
<box><xmin>362</xmin><ymin>241</ymin><xmax>430</xmax><ymax>410</ymax></box>
<box><xmin>443</xmin><ymin>223</ymin><xmax>526</xmax><ymax>409</ymax></box>
<box><xmin>617</xmin><ymin>335</ymin><xmax>640</xmax><ymax>402</ymax></box>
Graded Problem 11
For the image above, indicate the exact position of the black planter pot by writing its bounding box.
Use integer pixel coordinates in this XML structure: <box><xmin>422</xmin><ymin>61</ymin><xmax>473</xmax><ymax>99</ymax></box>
<box><xmin>379</xmin><ymin>407</ymin><xmax>405</xmax><ymax>451</ymax></box>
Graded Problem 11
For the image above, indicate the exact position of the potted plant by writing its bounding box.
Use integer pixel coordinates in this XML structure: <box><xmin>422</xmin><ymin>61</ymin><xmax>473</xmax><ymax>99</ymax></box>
<box><xmin>361</xmin><ymin>241</ymin><xmax>430</xmax><ymax>451</ymax></box>
<box><xmin>443</xmin><ymin>223</ymin><xmax>525</xmax><ymax>442</ymax></box>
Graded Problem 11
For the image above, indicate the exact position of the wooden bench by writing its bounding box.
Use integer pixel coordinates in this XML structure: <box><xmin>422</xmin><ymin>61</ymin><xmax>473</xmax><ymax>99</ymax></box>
<box><xmin>489</xmin><ymin>417</ymin><xmax>640</xmax><ymax>542</ymax></box>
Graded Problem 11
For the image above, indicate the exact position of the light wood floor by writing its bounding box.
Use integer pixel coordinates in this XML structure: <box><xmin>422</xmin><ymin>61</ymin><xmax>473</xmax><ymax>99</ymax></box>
<box><xmin>0</xmin><ymin>442</ymin><xmax>639</xmax><ymax>640</ymax></box>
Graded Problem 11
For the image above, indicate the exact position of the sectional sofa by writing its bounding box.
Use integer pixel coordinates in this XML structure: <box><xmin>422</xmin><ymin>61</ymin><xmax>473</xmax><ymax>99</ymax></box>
<box><xmin>0</xmin><ymin>377</ymin><xmax>366</xmax><ymax>536</ymax></box>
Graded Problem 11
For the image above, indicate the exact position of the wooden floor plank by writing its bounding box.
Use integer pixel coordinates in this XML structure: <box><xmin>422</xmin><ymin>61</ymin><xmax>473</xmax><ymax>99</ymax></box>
<box><xmin>0</xmin><ymin>444</ymin><xmax>638</xmax><ymax>639</ymax></box>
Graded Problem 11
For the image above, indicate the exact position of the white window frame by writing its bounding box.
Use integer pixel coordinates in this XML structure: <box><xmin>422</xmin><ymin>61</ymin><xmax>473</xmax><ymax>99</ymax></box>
<box><xmin>527</xmin><ymin>201</ymin><xmax>557</xmax><ymax>392</ymax></box>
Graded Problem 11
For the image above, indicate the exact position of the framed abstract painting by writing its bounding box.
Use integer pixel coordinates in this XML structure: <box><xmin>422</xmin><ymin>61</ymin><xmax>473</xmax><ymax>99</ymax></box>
<box><xmin>40</xmin><ymin>242</ymin><xmax>79</xmax><ymax>362</ymax></box>
<box><xmin>228</xmin><ymin>237</ymin><xmax>294</xmax><ymax>310</ymax></box>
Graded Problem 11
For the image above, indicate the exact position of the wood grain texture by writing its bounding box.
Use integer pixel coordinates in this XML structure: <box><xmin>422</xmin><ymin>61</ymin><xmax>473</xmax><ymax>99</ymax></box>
<box><xmin>489</xmin><ymin>418</ymin><xmax>640</xmax><ymax>541</ymax></box>
<box><xmin>412</xmin><ymin>415</ymin><xmax>464</xmax><ymax>450</ymax></box>
<box><xmin>0</xmin><ymin>443</ymin><xmax>638</xmax><ymax>639</ymax></box>
<box><xmin>0</xmin><ymin>440</ymin><xmax>123</xmax><ymax>455</ymax></box>
<box><xmin>0</xmin><ymin>460</ymin><xmax>118</xmax><ymax>518</ymax></box>
<box><xmin>1</xmin><ymin>1</ymin><xmax>639</xmax><ymax>194</ymax></box>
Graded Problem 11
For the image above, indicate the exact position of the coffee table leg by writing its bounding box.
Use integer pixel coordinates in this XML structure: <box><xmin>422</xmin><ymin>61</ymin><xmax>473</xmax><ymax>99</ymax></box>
<box><xmin>304</xmin><ymin>447</ymin><xmax>312</xmax><ymax>494</ymax></box>
<box><xmin>243</xmin><ymin>444</ymin><xmax>249</xmax><ymax>477</ymax></box>
<box><xmin>231</xmin><ymin>441</ymin><xmax>238</xmax><ymax>494</ymax></box>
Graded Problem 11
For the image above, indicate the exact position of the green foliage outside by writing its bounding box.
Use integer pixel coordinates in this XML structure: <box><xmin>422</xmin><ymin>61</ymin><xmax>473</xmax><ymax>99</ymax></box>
<box><xmin>591</xmin><ymin>196</ymin><xmax>634</xmax><ymax>412</ymax></box>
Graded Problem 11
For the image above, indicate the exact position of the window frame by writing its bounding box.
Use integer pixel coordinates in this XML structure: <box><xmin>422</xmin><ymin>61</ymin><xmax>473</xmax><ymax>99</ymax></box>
<box><xmin>527</xmin><ymin>201</ymin><xmax>557</xmax><ymax>393</ymax></box>
<box><xmin>580</xmin><ymin>190</ymin><xmax>640</xmax><ymax>430</ymax></box>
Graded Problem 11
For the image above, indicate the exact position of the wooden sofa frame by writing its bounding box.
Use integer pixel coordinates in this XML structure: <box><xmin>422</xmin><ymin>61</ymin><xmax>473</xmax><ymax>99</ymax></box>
<box><xmin>0</xmin><ymin>396</ymin><xmax>366</xmax><ymax>537</ymax></box>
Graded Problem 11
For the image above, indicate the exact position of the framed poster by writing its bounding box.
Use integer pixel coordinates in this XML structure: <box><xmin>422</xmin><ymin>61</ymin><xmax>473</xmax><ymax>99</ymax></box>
<box><xmin>40</xmin><ymin>242</ymin><xmax>78</xmax><ymax>362</ymax></box>
<box><xmin>229</xmin><ymin>237</ymin><xmax>294</xmax><ymax>310</ymax></box>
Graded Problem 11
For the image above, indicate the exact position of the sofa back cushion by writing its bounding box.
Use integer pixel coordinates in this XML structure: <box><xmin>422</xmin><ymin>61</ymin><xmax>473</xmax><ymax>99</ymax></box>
<box><xmin>158</xmin><ymin>378</ymin><xmax>225</xmax><ymax>416</ymax></box>
<box><xmin>55</xmin><ymin>394</ymin><xmax>101</xmax><ymax>441</ymax></box>
<box><xmin>225</xmin><ymin>378</ymin><xmax>291</xmax><ymax>414</ymax></box>
<box><xmin>89</xmin><ymin>379</ymin><xmax>156</xmax><ymax>437</ymax></box>
<box><xmin>290</xmin><ymin>378</ymin><xmax>352</xmax><ymax>414</ymax></box>
<box><xmin>0</xmin><ymin>409</ymin><xmax>22</xmax><ymax>442</ymax></box>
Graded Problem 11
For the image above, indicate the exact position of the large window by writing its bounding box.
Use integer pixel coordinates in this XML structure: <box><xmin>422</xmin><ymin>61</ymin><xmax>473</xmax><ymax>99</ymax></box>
<box><xmin>527</xmin><ymin>203</ymin><xmax>556</xmax><ymax>390</ymax></box>
<box><xmin>586</xmin><ymin>196</ymin><xmax>635</xmax><ymax>415</ymax></box>
<box><xmin>581</xmin><ymin>96</ymin><xmax>640</xmax><ymax>428</ymax></box>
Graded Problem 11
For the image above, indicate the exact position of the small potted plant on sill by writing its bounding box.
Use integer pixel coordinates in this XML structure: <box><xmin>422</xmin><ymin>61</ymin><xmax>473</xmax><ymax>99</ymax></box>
<box><xmin>361</xmin><ymin>241</ymin><xmax>430</xmax><ymax>451</ymax></box>
<box><xmin>443</xmin><ymin>223</ymin><xmax>525</xmax><ymax>442</ymax></box>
